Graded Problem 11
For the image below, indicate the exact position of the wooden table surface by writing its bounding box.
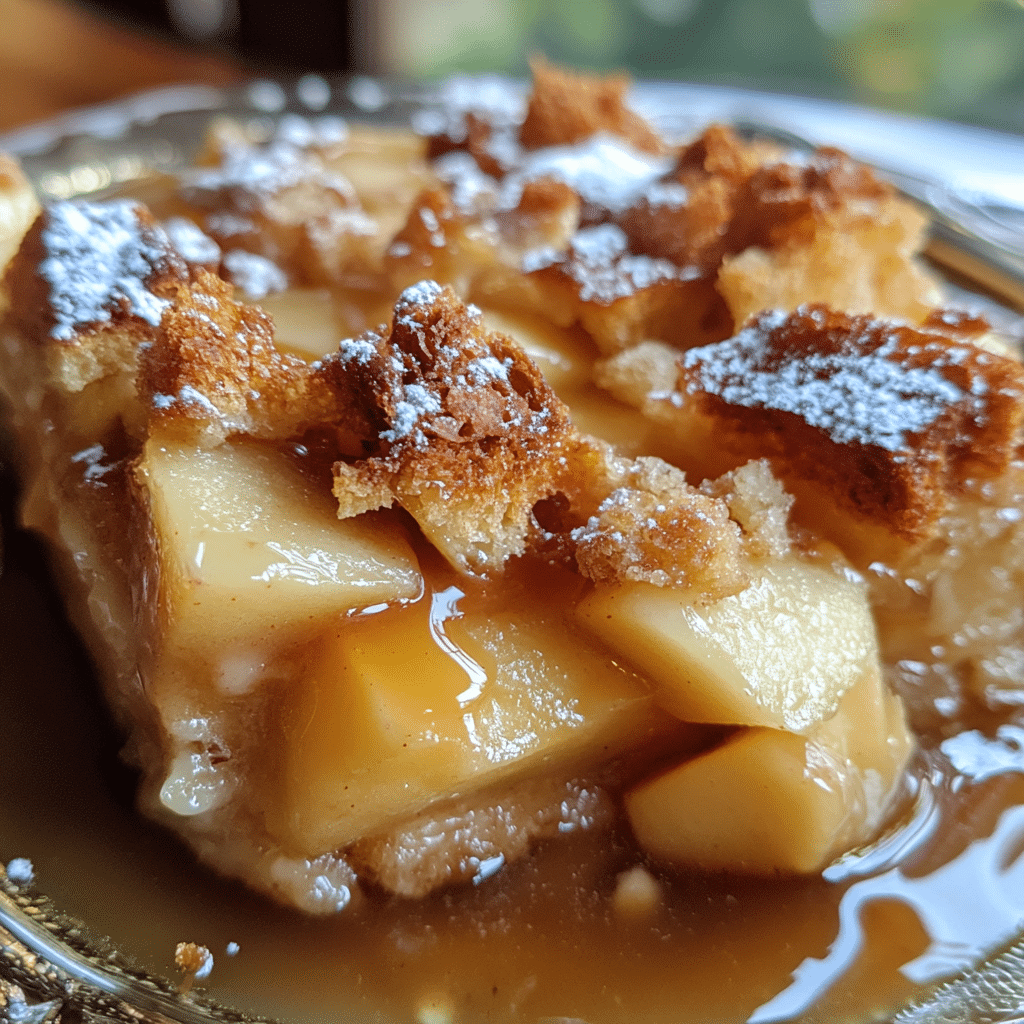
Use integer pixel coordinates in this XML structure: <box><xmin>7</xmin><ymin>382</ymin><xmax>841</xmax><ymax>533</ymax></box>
<box><xmin>0</xmin><ymin>0</ymin><xmax>241</xmax><ymax>134</ymax></box>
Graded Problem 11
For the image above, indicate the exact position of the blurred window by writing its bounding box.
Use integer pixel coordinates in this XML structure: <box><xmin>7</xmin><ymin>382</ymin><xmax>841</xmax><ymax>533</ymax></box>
<box><xmin>377</xmin><ymin>0</ymin><xmax>1024</xmax><ymax>134</ymax></box>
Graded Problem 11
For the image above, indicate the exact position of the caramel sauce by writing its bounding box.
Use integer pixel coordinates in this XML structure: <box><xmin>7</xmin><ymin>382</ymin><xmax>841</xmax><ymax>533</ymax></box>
<box><xmin>4</xmin><ymin>449</ymin><xmax>1024</xmax><ymax>1023</ymax></box>
<box><xmin>3</xmin><ymin>114</ymin><xmax>1024</xmax><ymax>1024</ymax></box>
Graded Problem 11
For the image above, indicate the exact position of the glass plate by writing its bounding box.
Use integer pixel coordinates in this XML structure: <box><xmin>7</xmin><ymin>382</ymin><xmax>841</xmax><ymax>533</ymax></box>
<box><xmin>2</xmin><ymin>76</ymin><xmax>1024</xmax><ymax>1024</ymax></box>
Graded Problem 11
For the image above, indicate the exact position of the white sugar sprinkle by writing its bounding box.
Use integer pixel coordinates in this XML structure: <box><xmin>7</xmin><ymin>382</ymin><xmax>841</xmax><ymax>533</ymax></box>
<box><xmin>183</xmin><ymin>138</ymin><xmax>311</xmax><ymax>205</ymax></box>
<box><xmin>524</xmin><ymin>223</ymin><xmax>690</xmax><ymax>303</ymax></box>
<box><xmin>398</xmin><ymin>279</ymin><xmax>444</xmax><ymax>310</ymax></box>
<box><xmin>40</xmin><ymin>200</ymin><xmax>172</xmax><ymax>340</ymax></box>
<box><xmin>338</xmin><ymin>337</ymin><xmax>378</xmax><ymax>365</ymax></box>
<box><xmin>162</xmin><ymin>216</ymin><xmax>221</xmax><ymax>265</ymax></box>
<box><xmin>499</xmin><ymin>133</ymin><xmax>673</xmax><ymax>215</ymax></box>
<box><xmin>433</xmin><ymin>151</ymin><xmax>499</xmax><ymax>214</ymax></box>
<box><xmin>383</xmin><ymin>383</ymin><xmax>443</xmax><ymax>443</ymax></box>
<box><xmin>682</xmin><ymin>312</ymin><xmax>972</xmax><ymax>451</ymax></box>
<box><xmin>643</xmin><ymin>180</ymin><xmax>689</xmax><ymax>208</ymax></box>
<box><xmin>466</xmin><ymin>355</ymin><xmax>511</xmax><ymax>384</ymax></box>
<box><xmin>222</xmin><ymin>249</ymin><xmax>287</xmax><ymax>298</ymax></box>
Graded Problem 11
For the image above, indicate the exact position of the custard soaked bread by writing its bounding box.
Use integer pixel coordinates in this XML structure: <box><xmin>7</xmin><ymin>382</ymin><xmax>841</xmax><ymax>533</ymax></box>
<box><xmin>1</xmin><ymin>62</ymin><xmax>1022</xmax><ymax>912</ymax></box>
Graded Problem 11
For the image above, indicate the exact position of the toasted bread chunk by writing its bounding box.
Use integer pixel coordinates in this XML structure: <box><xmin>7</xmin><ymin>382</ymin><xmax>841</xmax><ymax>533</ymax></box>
<box><xmin>331</xmin><ymin>281</ymin><xmax>577</xmax><ymax>573</ymax></box>
<box><xmin>139</xmin><ymin>272</ymin><xmax>350</xmax><ymax>445</ymax></box>
<box><xmin>523</xmin><ymin>222</ymin><xmax>726</xmax><ymax>353</ymax></box>
<box><xmin>717</xmin><ymin>146</ymin><xmax>939</xmax><ymax>325</ymax></box>
<box><xmin>4</xmin><ymin>200</ymin><xmax>189</xmax><ymax>392</ymax></box>
<box><xmin>520</xmin><ymin>57</ymin><xmax>668</xmax><ymax>155</ymax></box>
<box><xmin>617</xmin><ymin>125</ymin><xmax>769</xmax><ymax>273</ymax></box>
<box><xmin>599</xmin><ymin>305</ymin><xmax>1024</xmax><ymax>558</ymax></box>
<box><xmin>176</xmin><ymin>121</ymin><xmax>378</xmax><ymax>288</ymax></box>
<box><xmin>383</xmin><ymin>187</ymin><xmax>482</xmax><ymax>292</ymax></box>
<box><xmin>571</xmin><ymin>455</ymin><xmax>749</xmax><ymax>598</ymax></box>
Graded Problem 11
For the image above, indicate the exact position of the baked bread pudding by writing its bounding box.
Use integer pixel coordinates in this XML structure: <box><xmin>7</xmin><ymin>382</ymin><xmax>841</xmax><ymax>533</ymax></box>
<box><xmin>1</xmin><ymin>61</ymin><xmax>1023</xmax><ymax>925</ymax></box>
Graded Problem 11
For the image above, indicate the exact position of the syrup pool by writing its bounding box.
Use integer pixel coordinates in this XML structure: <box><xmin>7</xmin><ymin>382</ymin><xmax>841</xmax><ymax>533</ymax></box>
<box><xmin>3</xmin><ymin>457</ymin><xmax>1024</xmax><ymax>1024</ymax></box>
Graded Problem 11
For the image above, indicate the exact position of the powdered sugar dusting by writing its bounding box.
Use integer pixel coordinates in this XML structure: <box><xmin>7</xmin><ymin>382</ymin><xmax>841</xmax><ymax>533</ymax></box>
<box><xmin>222</xmin><ymin>249</ymin><xmax>287</xmax><ymax>298</ymax></box>
<box><xmin>524</xmin><ymin>223</ymin><xmax>695</xmax><ymax>303</ymax></box>
<box><xmin>382</xmin><ymin>382</ymin><xmax>443</xmax><ymax>443</ymax></box>
<box><xmin>40</xmin><ymin>200</ymin><xmax>172</xmax><ymax>340</ymax></box>
<box><xmin>163</xmin><ymin>216</ymin><xmax>221</xmax><ymax>265</ymax></box>
<box><xmin>412</xmin><ymin>74</ymin><xmax>526</xmax><ymax>142</ymax></box>
<box><xmin>499</xmin><ymin>133</ymin><xmax>673</xmax><ymax>215</ymax></box>
<box><xmin>465</xmin><ymin>354</ymin><xmax>511</xmax><ymax>384</ymax></box>
<box><xmin>681</xmin><ymin>309</ymin><xmax>973</xmax><ymax>451</ymax></box>
<box><xmin>183</xmin><ymin>139</ymin><xmax>310</xmax><ymax>206</ymax></box>
<box><xmin>397</xmin><ymin>279</ymin><xmax>444</xmax><ymax>310</ymax></box>
<box><xmin>433</xmin><ymin>151</ymin><xmax>499</xmax><ymax>214</ymax></box>
<box><xmin>338</xmin><ymin>336</ymin><xmax>379</xmax><ymax>365</ymax></box>
<box><xmin>642</xmin><ymin>180</ymin><xmax>689</xmax><ymax>209</ymax></box>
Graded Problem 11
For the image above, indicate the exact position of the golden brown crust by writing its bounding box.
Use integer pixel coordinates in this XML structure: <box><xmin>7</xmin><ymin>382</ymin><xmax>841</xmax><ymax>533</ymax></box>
<box><xmin>383</xmin><ymin>187</ymin><xmax>473</xmax><ymax>286</ymax></box>
<box><xmin>2</xmin><ymin>201</ymin><xmax>189</xmax><ymax>392</ymax></box>
<box><xmin>331</xmin><ymin>280</ymin><xmax>579</xmax><ymax>573</ymax></box>
<box><xmin>520</xmin><ymin>57</ymin><xmax>668</xmax><ymax>155</ymax></box>
<box><xmin>618</xmin><ymin>125</ymin><xmax>766</xmax><ymax>274</ymax></box>
<box><xmin>726</xmin><ymin>146</ymin><xmax>892</xmax><ymax>252</ymax></box>
<box><xmin>716</xmin><ymin>148</ymin><xmax>938</xmax><ymax>326</ymax></box>
<box><xmin>139</xmin><ymin>272</ymin><xmax>349</xmax><ymax>445</ymax></box>
<box><xmin>571</xmin><ymin>455</ymin><xmax>749</xmax><ymax>598</ymax></box>
<box><xmin>600</xmin><ymin>306</ymin><xmax>1024</xmax><ymax>550</ymax></box>
<box><xmin>175</xmin><ymin>125</ymin><xmax>378</xmax><ymax>288</ymax></box>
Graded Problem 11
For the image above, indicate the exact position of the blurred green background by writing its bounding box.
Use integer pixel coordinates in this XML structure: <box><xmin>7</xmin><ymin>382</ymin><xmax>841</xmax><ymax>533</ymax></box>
<box><xmin>378</xmin><ymin>0</ymin><xmax>1024</xmax><ymax>134</ymax></box>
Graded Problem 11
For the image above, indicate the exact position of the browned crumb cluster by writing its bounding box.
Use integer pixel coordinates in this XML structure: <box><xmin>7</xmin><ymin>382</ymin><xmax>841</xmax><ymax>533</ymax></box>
<box><xmin>5</xmin><ymin>202</ymin><xmax>190</xmax><ymax>392</ymax></box>
<box><xmin>139</xmin><ymin>272</ymin><xmax>348</xmax><ymax>445</ymax></box>
<box><xmin>173</xmin><ymin>120</ymin><xmax>379</xmax><ymax>288</ymax></box>
<box><xmin>410</xmin><ymin>64</ymin><xmax>938</xmax><ymax>354</ymax></box>
<box><xmin>599</xmin><ymin>304</ymin><xmax>1024</xmax><ymax>556</ymax></box>
<box><xmin>330</xmin><ymin>280</ymin><xmax>578</xmax><ymax>572</ymax></box>
<box><xmin>571</xmin><ymin>455</ymin><xmax>749</xmax><ymax>598</ymax></box>
<box><xmin>520</xmin><ymin>56</ymin><xmax>669</xmax><ymax>155</ymax></box>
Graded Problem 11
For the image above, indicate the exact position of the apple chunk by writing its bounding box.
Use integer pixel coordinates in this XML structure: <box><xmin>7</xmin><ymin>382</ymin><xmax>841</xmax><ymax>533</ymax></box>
<box><xmin>272</xmin><ymin>591</ymin><xmax>687</xmax><ymax>856</ymax></box>
<box><xmin>626</xmin><ymin>664</ymin><xmax>912</xmax><ymax>874</ymax></box>
<box><xmin>139</xmin><ymin>435</ymin><xmax>422</xmax><ymax>656</ymax></box>
<box><xmin>576</xmin><ymin>556</ymin><xmax>878</xmax><ymax>732</ymax></box>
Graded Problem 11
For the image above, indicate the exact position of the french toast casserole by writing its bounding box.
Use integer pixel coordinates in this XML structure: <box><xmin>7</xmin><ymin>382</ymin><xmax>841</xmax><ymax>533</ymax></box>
<box><xmin>1</xmin><ymin>59</ymin><xmax>1023</xmax><ymax>930</ymax></box>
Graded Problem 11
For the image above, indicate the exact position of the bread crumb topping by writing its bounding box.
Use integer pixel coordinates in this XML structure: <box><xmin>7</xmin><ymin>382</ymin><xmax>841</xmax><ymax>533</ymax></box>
<box><xmin>39</xmin><ymin>199</ymin><xmax>182</xmax><ymax>340</ymax></box>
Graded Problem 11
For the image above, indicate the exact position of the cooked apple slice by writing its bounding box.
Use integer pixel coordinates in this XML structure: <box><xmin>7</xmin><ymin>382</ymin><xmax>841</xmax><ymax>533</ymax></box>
<box><xmin>256</xmin><ymin>288</ymin><xmax>343</xmax><ymax>360</ymax></box>
<box><xmin>139</xmin><ymin>434</ymin><xmax>423</xmax><ymax>662</ymax></box>
<box><xmin>576</xmin><ymin>555</ymin><xmax>878</xmax><ymax>732</ymax></box>
<box><xmin>479</xmin><ymin>306</ymin><xmax>667</xmax><ymax>457</ymax></box>
<box><xmin>271</xmin><ymin>587</ymin><xmax>690</xmax><ymax>856</ymax></box>
<box><xmin>625</xmin><ymin>663</ymin><xmax>912</xmax><ymax>873</ymax></box>
<box><xmin>259</xmin><ymin>286</ymin><xmax>398</xmax><ymax>361</ymax></box>
<box><xmin>480</xmin><ymin>308</ymin><xmax>590</xmax><ymax>392</ymax></box>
